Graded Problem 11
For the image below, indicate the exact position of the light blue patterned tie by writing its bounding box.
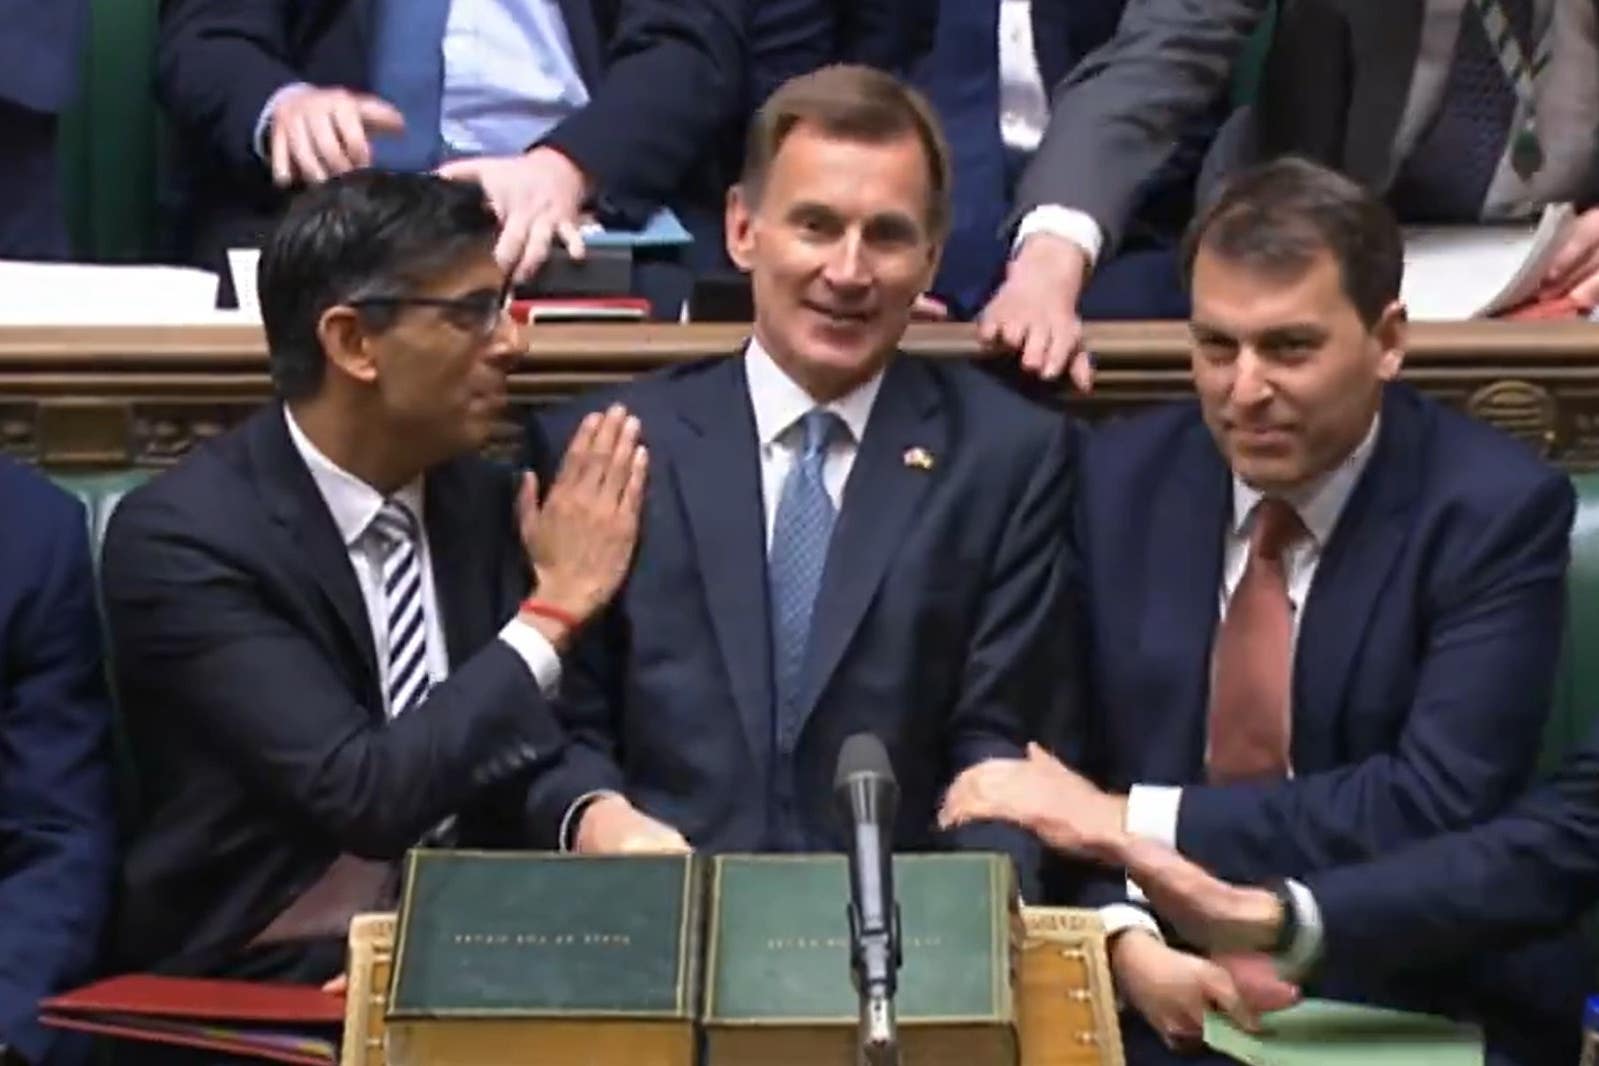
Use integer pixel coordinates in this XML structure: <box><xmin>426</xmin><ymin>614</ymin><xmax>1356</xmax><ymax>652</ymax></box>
<box><xmin>368</xmin><ymin>0</ymin><xmax>450</xmax><ymax>171</ymax></box>
<box><xmin>768</xmin><ymin>409</ymin><xmax>848</xmax><ymax>742</ymax></box>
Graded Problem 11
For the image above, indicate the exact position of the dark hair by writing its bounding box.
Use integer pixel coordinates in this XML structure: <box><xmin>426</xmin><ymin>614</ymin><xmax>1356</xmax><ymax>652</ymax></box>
<box><xmin>259</xmin><ymin>170</ymin><xmax>500</xmax><ymax>400</ymax></box>
<box><xmin>1182</xmin><ymin>157</ymin><xmax>1403</xmax><ymax>329</ymax></box>
<box><xmin>740</xmin><ymin>64</ymin><xmax>952</xmax><ymax>240</ymax></box>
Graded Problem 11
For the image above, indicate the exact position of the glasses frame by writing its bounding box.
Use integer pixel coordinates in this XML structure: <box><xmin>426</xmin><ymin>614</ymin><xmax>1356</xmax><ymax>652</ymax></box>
<box><xmin>347</xmin><ymin>275</ymin><xmax>514</xmax><ymax>339</ymax></box>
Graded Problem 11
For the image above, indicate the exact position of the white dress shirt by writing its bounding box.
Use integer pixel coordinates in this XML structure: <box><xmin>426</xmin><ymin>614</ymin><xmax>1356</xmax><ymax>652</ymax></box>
<box><xmin>440</xmin><ymin>0</ymin><xmax>591</xmax><ymax>157</ymax></box>
<box><xmin>283</xmin><ymin>408</ymin><xmax>561</xmax><ymax>712</ymax></box>
<box><xmin>745</xmin><ymin>334</ymin><xmax>884</xmax><ymax>540</ymax></box>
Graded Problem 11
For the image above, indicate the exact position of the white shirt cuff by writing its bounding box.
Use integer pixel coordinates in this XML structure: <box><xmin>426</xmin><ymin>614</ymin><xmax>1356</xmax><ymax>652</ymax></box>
<box><xmin>1124</xmin><ymin>783</ymin><xmax>1183</xmax><ymax>902</ymax></box>
<box><xmin>1012</xmin><ymin>205</ymin><xmax>1105</xmax><ymax>266</ymax></box>
<box><xmin>559</xmin><ymin>789</ymin><xmax>621</xmax><ymax>852</ymax></box>
<box><xmin>1099</xmin><ymin>903</ymin><xmax>1164</xmax><ymax>941</ymax></box>
<box><xmin>255</xmin><ymin>81</ymin><xmax>310</xmax><ymax>162</ymax></box>
<box><xmin>1278</xmin><ymin>878</ymin><xmax>1324</xmax><ymax>981</ymax></box>
<box><xmin>496</xmin><ymin>617</ymin><xmax>563</xmax><ymax>695</ymax></box>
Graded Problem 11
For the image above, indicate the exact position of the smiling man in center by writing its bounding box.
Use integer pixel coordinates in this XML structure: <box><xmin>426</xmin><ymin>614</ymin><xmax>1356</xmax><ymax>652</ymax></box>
<box><xmin>520</xmin><ymin>64</ymin><xmax>1075</xmax><ymax>899</ymax></box>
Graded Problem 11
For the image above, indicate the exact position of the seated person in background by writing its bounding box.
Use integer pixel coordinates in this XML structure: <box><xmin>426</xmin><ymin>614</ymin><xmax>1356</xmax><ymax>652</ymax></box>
<box><xmin>942</xmin><ymin>157</ymin><xmax>1588</xmax><ymax>1065</ymax></box>
<box><xmin>522</xmin><ymin>66</ymin><xmax>1074</xmax><ymax>898</ymax></box>
<box><xmin>0</xmin><ymin>0</ymin><xmax>87</xmax><ymax>259</ymax></box>
<box><xmin>0</xmin><ymin>461</ymin><xmax>116</xmax><ymax>1066</ymax></box>
<box><xmin>986</xmin><ymin>0</ymin><xmax>1599</xmax><ymax>382</ymax></box>
<box><xmin>154</xmin><ymin>0</ymin><xmax>748</xmax><ymax>316</ymax></box>
<box><xmin>912</xmin><ymin>0</ymin><xmax>1217</xmax><ymax>322</ymax></box>
<box><xmin>102</xmin><ymin>171</ymin><xmax>643</xmax><ymax>984</ymax></box>
<box><xmin>1102</xmin><ymin>721</ymin><xmax>1599</xmax><ymax>998</ymax></box>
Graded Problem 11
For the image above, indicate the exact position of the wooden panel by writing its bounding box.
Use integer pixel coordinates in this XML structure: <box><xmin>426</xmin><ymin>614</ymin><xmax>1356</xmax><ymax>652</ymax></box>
<box><xmin>2</xmin><ymin>321</ymin><xmax>1597</xmax><ymax>469</ymax></box>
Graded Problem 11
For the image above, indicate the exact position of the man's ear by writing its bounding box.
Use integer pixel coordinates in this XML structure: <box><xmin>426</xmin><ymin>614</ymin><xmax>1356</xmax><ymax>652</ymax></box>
<box><xmin>725</xmin><ymin>183</ymin><xmax>756</xmax><ymax>272</ymax></box>
<box><xmin>316</xmin><ymin>305</ymin><xmax>380</xmax><ymax>386</ymax></box>
<box><xmin>1373</xmin><ymin>299</ymin><xmax>1407</xmax><ymax>381</ymax></box>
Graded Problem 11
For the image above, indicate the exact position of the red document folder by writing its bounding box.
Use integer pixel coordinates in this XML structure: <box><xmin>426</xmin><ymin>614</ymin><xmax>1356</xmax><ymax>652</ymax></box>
<box><xmin>41</xmin><ymin>975</ymin><xmax>343</xmax><ymax>1065</ymax></box>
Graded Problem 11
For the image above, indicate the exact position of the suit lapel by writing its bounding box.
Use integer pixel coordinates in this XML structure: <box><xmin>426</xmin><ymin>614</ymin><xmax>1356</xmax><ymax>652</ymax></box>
<box><xmin>672</xmin><ymin>358</ymin><xmax>775</xmax><ymax>771</ymax></box>
<box><xmin>1344</xmin><ymin>2</ymin><xmax>1424</xmax><ymax>188</ymax></box>
<box><xmin>423</xmin><ymin>458</ymin><xmax>491</xmax><ymax>668</ymax></box>
<box><xmin>793</xmin><ymin>357</ymin><xmax>947</xmax><ymax>727</ymax></box>
<box><xmin>1139</xmin><ymin>418</ymin><xmax>1231</xmax><ymax>777</ymax></box>
<box><xmin>249</xmin><ymin>406</ymin><xmax>381</xmax><ymax>702</ymax></box>
<box><xmin>1291</xmin><ymin>388</ymin><xmax>1420</xmax><ymax>765</ymax></box>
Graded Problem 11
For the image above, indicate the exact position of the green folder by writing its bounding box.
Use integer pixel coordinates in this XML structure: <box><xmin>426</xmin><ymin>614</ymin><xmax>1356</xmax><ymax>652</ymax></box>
<box><xmin>1203</xmin><ymin>999</ymin><xmax>1484</xmax><ymax>1066</ymax></box>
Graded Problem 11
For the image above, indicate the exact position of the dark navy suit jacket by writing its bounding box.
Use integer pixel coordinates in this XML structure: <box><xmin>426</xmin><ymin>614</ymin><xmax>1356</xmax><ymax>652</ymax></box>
<box><xmin>154</xmin><ymin>0</ymin><xmax>746</xmax><ymax>272</ymax></box>
<box><xmin>0</xmin><ymin>459</ymin><xmax>115</xmax><ymax>1065</ymax></box>
<box><xmin>102</xmin><ymin>406</ymin><xmax>563</xmax><ymax>980</ymax></box>
<box><xmin>523</xmin><ymin>354</ymin><xmax>1077</xmax><ymax>898</ymax></box>
<box><xmin>1307</xmin><ymin>720</ymin><xmax>1599</xmax><ymax>974</ymax></box>
<box><xmin>0</xmin><ymin>0</ymin><xmax>87</xmax><ymax>114</ymax></box>
<box><xmin>747</xmin><ymin>0</ymin><xmax>936</xmax><ymax>108</ymax></box>
<box><xmin>1072</xmin><ymin>383</ymin><xmax>1588</xmax><ymax>1062</ymax></box>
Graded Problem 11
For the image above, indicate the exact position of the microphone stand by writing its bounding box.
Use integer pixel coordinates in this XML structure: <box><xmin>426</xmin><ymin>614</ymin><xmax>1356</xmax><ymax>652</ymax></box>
<box><xmin>849</xmin><ymin>897</ymin><xmax>902</xmax><ymax>1066</ymax></box>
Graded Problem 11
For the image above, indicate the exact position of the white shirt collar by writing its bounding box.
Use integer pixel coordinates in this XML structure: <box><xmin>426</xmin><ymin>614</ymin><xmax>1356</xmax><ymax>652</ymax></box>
<box><xmin>282</xmin><ymin>406</ymin><xmax>425</xmax><ymax>548</ymax></box>
<box><xmin>742</xmin><ymin>334</ymin><xmax>885</xmax><ymax>448</ymax></box>
<box><xmin>1231</xmin><ymin>412</ymin><xmax>1381</xmax><ymax>548</ymax></box>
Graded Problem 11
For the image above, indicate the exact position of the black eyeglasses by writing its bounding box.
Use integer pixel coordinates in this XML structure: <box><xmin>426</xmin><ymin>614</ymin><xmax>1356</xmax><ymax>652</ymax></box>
<box><xmin>348</xmin><ymin>276</ymin><xmax>514</xmax><ymax>339</ymax></box>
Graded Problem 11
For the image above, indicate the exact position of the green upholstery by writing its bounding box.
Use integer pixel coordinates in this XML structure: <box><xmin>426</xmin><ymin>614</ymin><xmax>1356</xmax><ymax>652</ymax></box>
<box><xmin>58</xmin><ymin>0</ymin><xmax>162</xmax><ymax>261</ymax></box>
<box><xmin>1230</xmin><ymin>2</ymin><xmax>1279</xmax><ymax>107</ymax></box>
<box><xmin>1549</xmin><ymin>473</ymin><xmax>1599</xmax><ymax>770</ymax></box>
<box><xmin>51</xmin><ymin>470</ymin><xmax>156</xmax><ymax>558</ymax></box>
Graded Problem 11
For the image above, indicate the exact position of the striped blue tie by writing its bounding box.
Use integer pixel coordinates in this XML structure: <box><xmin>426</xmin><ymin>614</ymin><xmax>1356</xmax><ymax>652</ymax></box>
<box><xmin>371</xmin><ymin>500</ymin><xmax>431</xmax><ymax>716</ymax></box>
<box><xmin>768</xmin><ymin>409</ymin><xmax>847</xmax><ymax>741</ymax></box>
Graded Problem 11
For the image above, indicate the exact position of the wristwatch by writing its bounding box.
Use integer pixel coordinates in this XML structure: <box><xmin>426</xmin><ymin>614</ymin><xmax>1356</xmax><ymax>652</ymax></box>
<box><xmin>1266</xmin><ymin>879</ymin><xmax>1300</xmax><ymax>956</ymax></box>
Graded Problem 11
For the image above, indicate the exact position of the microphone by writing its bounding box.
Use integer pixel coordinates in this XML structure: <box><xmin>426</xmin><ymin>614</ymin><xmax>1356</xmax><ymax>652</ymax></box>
<box><xmin>834</xmin><ymin>733</ymin><xmax>902</xmax><ymax>1066</ymax></box>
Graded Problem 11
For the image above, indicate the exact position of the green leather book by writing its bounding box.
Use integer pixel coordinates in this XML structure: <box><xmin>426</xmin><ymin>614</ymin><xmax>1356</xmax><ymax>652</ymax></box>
<box><xmin>384</xmin><ymin>850</ymin><xmax>704</xmax><ymax>1066</ymax></box>
<box><xmin>702</xmin><ymin>853</ymin><xmax>1021</xmax><ymax>1066</ymax></box>
<box><xmin>1203</xmin><ymin>1000</ymin><xmax>1484</xmax><ymax>1066</ymax></box>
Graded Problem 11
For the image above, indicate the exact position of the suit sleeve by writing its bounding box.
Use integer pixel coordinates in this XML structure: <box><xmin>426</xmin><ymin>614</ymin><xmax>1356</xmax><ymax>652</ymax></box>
<box><xmin>520</xmin><ymin>407</ymin><xmax>630</xmax><ymax>847</ymax></box>
<box><xmin>1011</xmin><ymin>0</ymin><xmax>1269</xmax><ymax>254</ymax></box>
<box><xmin>155</xmin><ymin>0</ymin><xmax>303</xmax><ymax>174</ymax></box>
<box><xmin>0</xmin><ymin>499</ymin><xmax>115</xmax><ymax>1064</ymax></box>
<box><xmin>1307</xmin><ymin>734</ymin><xmax>1599</xmax><ymax>974</ymax></box>
<box><xmin>942</xmin><ymin>420</ymin><xmax>1078</xmax><ymax>902</ymax></box>
<box><xmin>1175</xmin><ymin>472</ymin><xmax>1575</xmax><ymax>881</ymax></box>
<box><xmin>101</xmin><ymin>491</ymin><xmax>566</xmax><ymax>861</ymax></box>
<box><xmin>541</xmin><ymin>0</ymin><xmax>750</xmax><ymax>227</ymax></box>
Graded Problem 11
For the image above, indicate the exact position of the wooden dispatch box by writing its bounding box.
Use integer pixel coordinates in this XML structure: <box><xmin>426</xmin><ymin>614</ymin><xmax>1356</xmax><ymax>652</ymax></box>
<box><xmin>338</xmin><ymin>906</ymin><xmax>1122</xmax><ymax>1066</ymax></box>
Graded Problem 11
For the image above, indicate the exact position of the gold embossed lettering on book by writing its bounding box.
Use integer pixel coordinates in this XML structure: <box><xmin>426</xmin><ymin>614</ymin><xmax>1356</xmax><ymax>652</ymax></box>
<box><xmin>384</xmin><ymin>850</ymin><xmax>704</xmax><ymax>1066</ymax></box>
<box><xmin>701</xmin><ymin>852</ymin><xmax>1022</xmax><ymax>1065</ymax></box>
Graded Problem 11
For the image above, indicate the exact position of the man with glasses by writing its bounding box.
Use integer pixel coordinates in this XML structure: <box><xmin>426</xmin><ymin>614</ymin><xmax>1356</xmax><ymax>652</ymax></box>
<box><xmin>101</xmin><ymin>170</ymin><xmax>645</xmax><ymax>986</ymax></box>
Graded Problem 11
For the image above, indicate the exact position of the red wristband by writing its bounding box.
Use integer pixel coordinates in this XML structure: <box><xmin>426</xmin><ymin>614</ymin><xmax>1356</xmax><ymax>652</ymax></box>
<box><xmin>521</xmin><ymin>597</ymin><xmax>582</xmax><ymax>631</ymax></box>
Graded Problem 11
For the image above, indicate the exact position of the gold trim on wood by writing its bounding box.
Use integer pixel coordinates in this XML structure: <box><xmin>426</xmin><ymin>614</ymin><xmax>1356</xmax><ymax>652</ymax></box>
<box><xmin>4</xmin><ymin>322</ymin><xmax>1599</xmax><ymax>469</ymax></box>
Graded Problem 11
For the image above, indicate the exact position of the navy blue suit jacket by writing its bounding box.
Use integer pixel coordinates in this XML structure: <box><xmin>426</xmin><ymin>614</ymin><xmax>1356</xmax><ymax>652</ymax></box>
<box><xmin>155</xmin><ymin>0</ymin><xmax>746</xmax><ymax>267</ymax></box>
<box><xmin>102</xmin><ymin>406</ymin><xmax>563</xmax><ymax>980</ymax></box>
<box><xmin>0</xmin><ymin>460</ymin><xmax>115</xmax><ymax>1065</ymax></box>
<box><xmin>1073</xmin><ymin>383</ymin><xmax>1588</xmax><ymax>1055</ymax></box>
<box><xmin>1306</xmin><ymin>720</ymin><xmax>1599</xmax><ymax>975</ymax></box>
<box><xmin>522</xmin><ymin>355</ymin><xmax>1076</xmax><ymax>897</ymax></box>
<box><xmin>747</xmin><ymin>0</ymin><xmax>935</xmax><ymax>109</ymax></box>
<box><xmin>0</xmin><ymin>0</ymin><xmax>88</xmax><ymax>114</ymax></box>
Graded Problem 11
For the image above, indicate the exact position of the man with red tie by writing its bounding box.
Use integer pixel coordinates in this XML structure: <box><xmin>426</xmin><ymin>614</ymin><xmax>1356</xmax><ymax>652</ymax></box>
<box><xmin>941</xmin><ymin>157</ymin><xmax>1588</xmax><ymax>1066</ymax></box>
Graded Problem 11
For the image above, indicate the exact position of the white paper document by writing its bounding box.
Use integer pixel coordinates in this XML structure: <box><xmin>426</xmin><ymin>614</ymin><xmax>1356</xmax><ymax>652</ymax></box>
<box><xmin>1401</xmin><ymin>203</ymin><xmax>1576</xmax><ymax>320</ymax></box>
<box><xmin>0</xmin><ymin>260</ymin><xmax>260</xmax><ymax>324</ymax></box>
